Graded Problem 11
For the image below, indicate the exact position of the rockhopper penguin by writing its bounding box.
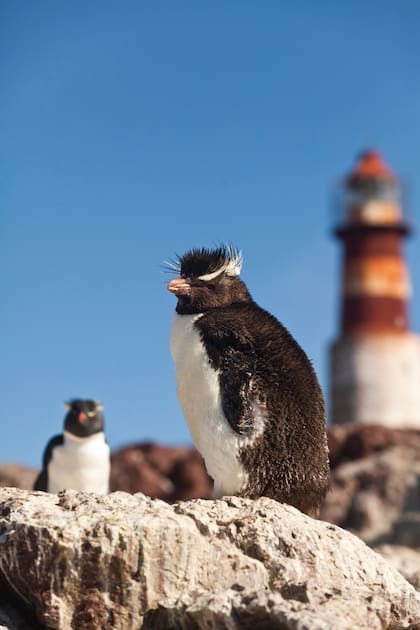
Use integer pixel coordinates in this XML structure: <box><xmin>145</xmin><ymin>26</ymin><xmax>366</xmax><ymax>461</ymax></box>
<box><xmin>167</xmin><ymin>245</ymin><xmax>329</xmax><ymax>516</ymax></box>
<box><xmin>33</xmin><ymin>399</ymin><xmax>110</xmax><ymax>494</ymax></box>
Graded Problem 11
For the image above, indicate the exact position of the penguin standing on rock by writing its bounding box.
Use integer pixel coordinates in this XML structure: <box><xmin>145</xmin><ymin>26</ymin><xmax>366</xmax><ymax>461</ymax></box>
<box><xmin>33</xmin><ymin>399</ymin><xmax>110</xmax><ymax>494</ymax></box>
<box><xmin>167</xmin><ymin>245</ymin><xmax>329</xmax><ymax>516</ymax></box>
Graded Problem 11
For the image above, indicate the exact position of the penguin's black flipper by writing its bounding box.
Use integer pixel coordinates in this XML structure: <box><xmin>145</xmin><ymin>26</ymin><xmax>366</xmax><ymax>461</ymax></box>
<box><xmin>33</xmin><ymin>469</ymin><xmax>48</xmax><ymax>491</ymax></box>
<box><xmin>197</xmin><ymin>323</ymin><xmax>256</xmax><ymax>436</ymax></box>
<box><xmin>41</xmin><ymin>434</ymin><xmax>64</xmax><ymax>468</ymax></box>
<box><xmin>33</xmin><ymin>434</ymin><xmax>64</xmax><ymax>492</ymax></box>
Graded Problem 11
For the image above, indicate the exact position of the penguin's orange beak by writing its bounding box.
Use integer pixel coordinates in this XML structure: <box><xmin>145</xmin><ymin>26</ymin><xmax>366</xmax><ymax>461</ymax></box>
<box><xmin>167</xmin><ymin>277</ymin><xmax>191</xmax><ymax>296</ymax></box>
<box><xmin>78</xmin><ymin>412</ymin><xmax>88</xmax><ymax>424</ymax></box>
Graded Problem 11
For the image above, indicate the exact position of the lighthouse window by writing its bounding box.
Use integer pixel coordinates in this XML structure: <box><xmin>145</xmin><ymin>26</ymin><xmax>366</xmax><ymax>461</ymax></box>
<box><xmin>347</xmin><ymin>180</ymin><xmax>399</xmax><ymax>204</ymax></box>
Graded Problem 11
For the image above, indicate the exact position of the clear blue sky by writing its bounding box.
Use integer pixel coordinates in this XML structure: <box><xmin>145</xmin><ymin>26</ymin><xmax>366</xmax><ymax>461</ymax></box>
<box><xmin>2</xmin><ymin>1</ymin><xmax>420</xmax><ymax>467</ymax></box>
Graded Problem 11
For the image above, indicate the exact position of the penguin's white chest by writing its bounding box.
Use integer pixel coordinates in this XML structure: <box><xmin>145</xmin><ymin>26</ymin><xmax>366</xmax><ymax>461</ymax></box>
<box><xmin>48</xmin><ymin>432</ymin><xmax>110</xmax><ymax>494</ymax></box>
<box><xmin>170</xmin><ymin>313</ymin><xmax>255</xmax><ymax>496</ymax></box>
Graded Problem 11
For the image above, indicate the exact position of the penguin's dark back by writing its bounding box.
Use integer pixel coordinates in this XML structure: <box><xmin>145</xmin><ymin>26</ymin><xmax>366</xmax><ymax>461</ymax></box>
<box><xmin>196</xmin><ymin>300</ymin><xmax>329</xmax><ymax>516</ymax></box>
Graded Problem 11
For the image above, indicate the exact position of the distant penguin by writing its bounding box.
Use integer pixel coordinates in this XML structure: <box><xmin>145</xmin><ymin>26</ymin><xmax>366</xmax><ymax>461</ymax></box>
<box><xmin>33</xmin><ymin>399</ymin><xmax>110</xmax><ymax>494</ymax></box>
<box><xmin>167</xmin><ymin>245</ymin><xmax>329</xmax><ymax>516</ymax></box>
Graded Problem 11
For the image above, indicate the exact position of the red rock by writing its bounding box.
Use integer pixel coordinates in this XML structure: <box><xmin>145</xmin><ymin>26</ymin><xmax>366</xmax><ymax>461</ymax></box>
<box><xmin>0</xmin><ymin>443</ymin><xmax>214</xmax><ymax>502</ymax></box>
<box><xmin>110</xmin><ymin>442</ymin><xmax>213</xmax><ymax>501</ymax></box>
<box><xmin>327</xmin><ymin>423</ymin><xmax>420</xmax><ymax>469</ymax></box>
<box><xmin>0</xmin><ymin>464</ymin><xmax>38</xmax><ymax>491</ymax></box>
<box><xmin>322</xmin><ymin>424</ymin><xmax>420</xmax><ymax>547</ymax></box>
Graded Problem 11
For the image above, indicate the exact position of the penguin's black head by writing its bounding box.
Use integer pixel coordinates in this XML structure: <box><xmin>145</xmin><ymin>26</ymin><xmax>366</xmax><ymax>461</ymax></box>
<box><xmin>166</xmin><ymin>245</ymin><xmax>252</xmax><ymax>314</ymax></box>
<box><xmin>63</xmin><ymin>399</ymin><xmax>104</xmax><ymax>438</ymax></box>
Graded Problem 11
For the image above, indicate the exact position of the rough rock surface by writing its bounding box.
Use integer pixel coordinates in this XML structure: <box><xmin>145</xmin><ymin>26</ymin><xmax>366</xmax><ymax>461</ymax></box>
<box><xmin>0</xmin><ymin>488</ymin><xmax>419</xmax><ymax>630</ymax></box>
<box><xmin>322</xmin><ymin>425</ymin><xmax>420</xmax><ymax>546</ymax></box>
<box><xmin>375</xmin><ymin>545</ymin><xmax>420</xmax><ymax>591</ymax></box>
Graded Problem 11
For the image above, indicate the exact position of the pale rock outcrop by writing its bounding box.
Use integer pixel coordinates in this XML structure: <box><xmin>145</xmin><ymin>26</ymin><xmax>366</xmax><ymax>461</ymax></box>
<box><xmin>375</xmin><ymin>545</ymin><xmax>420</xmax><ymax>591</ymax></box>
<box><xmin>0</xmin><ymin>488</ymin><xmax>419</xmax><ymax>629</ymax></box>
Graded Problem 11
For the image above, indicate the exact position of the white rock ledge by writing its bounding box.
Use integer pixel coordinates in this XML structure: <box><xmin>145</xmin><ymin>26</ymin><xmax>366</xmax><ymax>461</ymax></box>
<box><xmin>0</xmin><ymin>487</ymin><xmax>419</xmax><ymax>629</ymax></box>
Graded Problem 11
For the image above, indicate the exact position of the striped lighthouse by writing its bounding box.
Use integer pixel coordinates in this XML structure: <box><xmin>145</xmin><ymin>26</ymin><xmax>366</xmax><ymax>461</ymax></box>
<box><xmin>330</xmin><ymin>150</ymin><xmax>420</xmax><ymax>427</ymax></box>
